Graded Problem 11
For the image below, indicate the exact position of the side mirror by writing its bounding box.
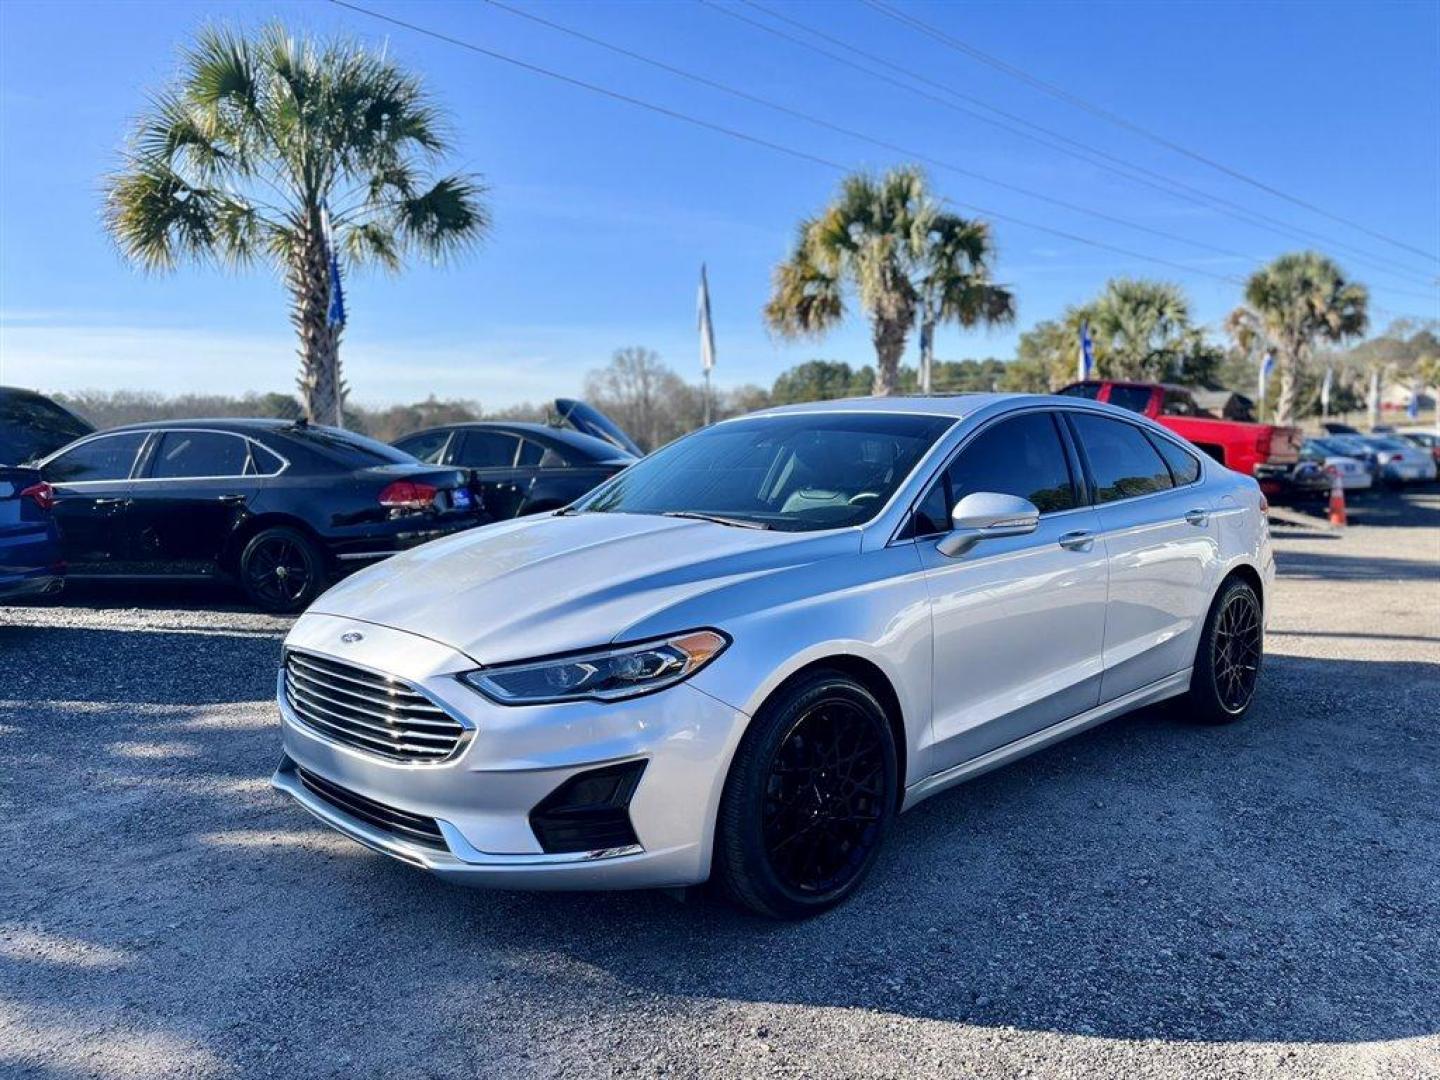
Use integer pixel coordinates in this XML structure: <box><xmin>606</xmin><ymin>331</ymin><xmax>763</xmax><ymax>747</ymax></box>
<box><xmin>935</xmin><ymin>491</ymin><xmax>1040</xmax><ymax>558</ymax></box>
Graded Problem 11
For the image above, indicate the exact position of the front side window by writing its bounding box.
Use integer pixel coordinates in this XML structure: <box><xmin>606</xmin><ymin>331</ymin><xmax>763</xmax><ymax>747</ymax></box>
<box><xmin>453</xmin><ymin>431</ymin><xmax>521</xmax><ymax>468</ymax></box>
<box><xmin>149</xmin><ymin>431</ymin><xmax>251</xmax><ymax>479</ymax></box>
<box><xmin>1071</xmin><ymin>413</ymin><xmax>1174</xmax><ymax>502</ymax></box>
<box><xmin>43</xmin><ymin>432</ymin><xmax>147</xmax><ymax>483</ymax></box>
<box><xmin>577</xmin><ymin>412</ymin><xmax>952</xmax><ymax>532</ymax></box>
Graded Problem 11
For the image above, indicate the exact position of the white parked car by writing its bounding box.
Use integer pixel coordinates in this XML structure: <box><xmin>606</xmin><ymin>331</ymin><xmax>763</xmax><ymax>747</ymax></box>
<box><xmin>1360</xmin><ymin>435</ymin><xmax>1438</xmax><ymax>484</ymax></box>
<box><xmin>1301</xmin><ymin>439</ymin><xmax>1373</xmax><ymax>492</ymax></box>
<box><xmin>273</xmin><ymin>395</ymin><xmax>1273</xmax><ymax>918</ymax></box>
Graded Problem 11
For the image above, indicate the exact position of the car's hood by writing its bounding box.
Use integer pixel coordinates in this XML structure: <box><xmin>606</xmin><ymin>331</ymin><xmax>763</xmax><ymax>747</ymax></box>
<box><xmin>310</xmin><ymin>512</ymin><xmax>859</xmax><ymax>663</ymax></box>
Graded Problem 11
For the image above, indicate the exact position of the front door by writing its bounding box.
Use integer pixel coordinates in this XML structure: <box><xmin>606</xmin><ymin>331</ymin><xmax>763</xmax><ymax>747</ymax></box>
<box><xmin>40</xmin><ymin>431</ymin><xmax>149</xmax><ymax>574</ymax></box>
<box><xmin>913</xmin><ymin>410</ymin><xmax>1109</xmax><ymax>775</ymax></box>
<box><xmin>127</xmin><ymin>430</ymin><xmax>262</xmax><ymax>576</ymax></box>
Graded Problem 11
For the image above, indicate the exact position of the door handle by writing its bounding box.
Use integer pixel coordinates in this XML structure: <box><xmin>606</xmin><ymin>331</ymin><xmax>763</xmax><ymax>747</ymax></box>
<box><xmin>1184</xmin><ymin>508</ymin><xmax>1209</xmax><ymax>526</ymax></box>
<box><xmin>1057</xmin><ymin>530</ymin><xmax>1094</xmax><ymax>551</ymax></box>
<box><xmin>93</xmin><ymin>497</ymin><xmax>129</xmax><ymax>508</ymax></box>
<box><xmin>219</xmin><ymin>494</ymin><xmax>247</xmax><ymax>504</ymax></box>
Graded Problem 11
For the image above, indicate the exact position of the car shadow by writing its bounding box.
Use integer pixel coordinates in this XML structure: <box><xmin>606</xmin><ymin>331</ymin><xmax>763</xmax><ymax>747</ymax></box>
<box><xmin>1274</xmin><ymin>548</ymin><xmax>1440</xmax><ymax>583</ymax></box>
<box><xmin>4</xmin><ymin>651</ymin><xmax>1436</xmax><ymax>1071</ymax></box>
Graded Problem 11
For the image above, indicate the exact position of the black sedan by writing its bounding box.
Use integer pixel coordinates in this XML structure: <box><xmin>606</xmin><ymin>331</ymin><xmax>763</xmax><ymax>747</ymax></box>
<box><xmin>34</xmin><ymin>419</ymin><xmax>485</xmax><ymax>612</ymax></box>
<box><xmin>392</xmin><ymin>401</ymin><xmax>638</xmax><ymax>520</ymax></box>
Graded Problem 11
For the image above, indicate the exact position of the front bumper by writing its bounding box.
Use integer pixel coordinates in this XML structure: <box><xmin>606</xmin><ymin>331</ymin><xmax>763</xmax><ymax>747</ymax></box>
<box><xmin>272</xmin><ymin>613</ymin><xmax>749</xmax><ymax>890</ymax></box>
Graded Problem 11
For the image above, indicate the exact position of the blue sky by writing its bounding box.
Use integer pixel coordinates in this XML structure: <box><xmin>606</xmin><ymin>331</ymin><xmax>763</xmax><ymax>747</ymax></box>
<box><xmin>1</xmin><ymin>0</ymin><xmax>1437</xmax><ymax>408</ymax></box>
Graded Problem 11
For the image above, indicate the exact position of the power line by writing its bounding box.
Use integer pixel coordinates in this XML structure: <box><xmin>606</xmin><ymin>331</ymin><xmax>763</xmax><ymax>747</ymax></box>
<box><xmin>863</xmin><ymin>0</ymin><xmax>1440</xmax><ymax>265</ymax></box>
<box><xmin>481</xmin><ymin>0</ymin><xmax>1259</xmax><ymax>266</ymax></box>
<box><xmin>325</xmin><ymin>0</ymin><xmax>1435</xmax><ymax>321</ymax></box>
<box><xmin>718</xmin><ymin>0</ymin><xmax>1438</xmax><ymax>289</ymax></box>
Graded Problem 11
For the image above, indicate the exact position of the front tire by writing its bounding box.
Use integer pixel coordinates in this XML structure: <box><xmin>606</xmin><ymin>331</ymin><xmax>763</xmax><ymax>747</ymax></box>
<box><xmin>239</xmin><ymin>526</ymin><xmax>325</xmax><ymax>614</ymax></box>
<box><xmin>714</xmin><ymin>671</ymin><xmax>897</xmax><ymax>919</ymax></box>
<box><xmin>1184</xmin><ymin>576</ymin><xmax>1264</xmax><ymax>725</ymax></box>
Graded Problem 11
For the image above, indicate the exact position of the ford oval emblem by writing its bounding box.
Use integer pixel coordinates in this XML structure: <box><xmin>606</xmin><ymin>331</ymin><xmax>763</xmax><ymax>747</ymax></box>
<box><xmin>340</xmin><ymin>632</ymin><xmax>364</xmax><ymax>644</ymax></box>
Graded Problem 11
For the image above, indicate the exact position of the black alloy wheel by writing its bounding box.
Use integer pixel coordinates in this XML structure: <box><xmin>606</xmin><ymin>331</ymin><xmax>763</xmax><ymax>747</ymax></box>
<box><xmin>240</xmin><ymin>527</ymin><xmax>323</xmax><ymax>613</ymax></box>
<box><xmin>1185</xmin><ymin>576</ymin><xmax>1264</xmax><ymax>725</ymax></box>
<box><xmin>715</xmin><ymin>672</ymin><xmax>897</xmax><ymax>918</ymax></box>
<box><xmin>1212</xmin><ymin>587</ymin><xmax>1262</xmax><ymax>713</ymax></box>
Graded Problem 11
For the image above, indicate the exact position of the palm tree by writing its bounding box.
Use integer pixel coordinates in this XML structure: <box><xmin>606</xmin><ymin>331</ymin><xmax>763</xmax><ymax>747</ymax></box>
<box><xmin>1087</xmin><ymin>278</ymin><xmax>1199</xmax><ymax>382</ymax></box>
<box><xmin>765</xmin><ymin>166</ymin><xmax>1011</xmax><ymax>396</ymax></box>
<box><xmin>103</xmin><ymin>24</ymin><xmax>489</xmax><ymax>424</ymax></box>
<box><xmin>916</xmin><ymin>215</ymin><xmax>1015</xmax><ymax>393</ymax></box>
<box><xmin>1227</xmin><ymin>253</ymin><xmax>1368</xmax><ymax>425</ymax></box>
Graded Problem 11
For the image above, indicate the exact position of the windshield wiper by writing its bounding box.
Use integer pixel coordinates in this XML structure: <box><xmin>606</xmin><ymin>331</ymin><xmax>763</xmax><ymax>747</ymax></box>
<box><xmin>661</xmin><ymin>511</ymin><xmax>771</xmax><ymax>530</ymax></box>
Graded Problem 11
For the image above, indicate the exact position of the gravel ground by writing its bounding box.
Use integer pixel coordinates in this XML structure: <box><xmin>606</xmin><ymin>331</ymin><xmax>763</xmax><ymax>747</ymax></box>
<box><xmin>2</xmin><ymin>487</ymin><xmax>1437</xmax><ymax>1080</ymax></box>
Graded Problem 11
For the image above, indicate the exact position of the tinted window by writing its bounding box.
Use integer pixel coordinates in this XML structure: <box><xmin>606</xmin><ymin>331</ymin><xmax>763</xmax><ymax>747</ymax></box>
<box><xmin>517</xmin><ymin>439</ymin><xmax>546</xmax><ymax>467</ymax></box>
<box><xmin>454</xmin><ymin>431</ymin><xmax>521</xmax><ymax>468</ymax></box>
<box><xmin>950</xmin><ymin>412</ymin><xmax>1077</xmax><ymax>512</ymax></box>
<box><xmin>578</xmin><ymin>413</ymin><xmax>952</xmax><ymax>532</ymax></box>
<box><xmin>149</xmin><ymin>431</ymin><xmax>251</xmax><ymax>479</ymax></box>
<box><xmin>246</xmin><ymin>443</ymin><xmax>285</xmax><ymax>475</ymax></box>
<box><xmin>0</xmin><ymin>391</ymin><xmax>93</xmax><ymax>464</ymax></box>
<box><xmin>44</xmin><ymin>432</ymin><xmax>146</xmax><ymax>483</ymax></box>
<box><xmin>1058</xmin><ymin>383</ymin><xmax>1102</xmax><ymax>400</ymax></box>
<box><xmin>1106</xmin><ymin>386</ymin><xmax>1154</xmax><ymax>414</ymax></box>
<box><xmin>1071</xmin><ymin>414</ymin><xmax>1173</xmax><ymax>502</ymax></box>
<box><xmin>394</xmin><ymin>430</ymin><xmax>451</xmax><ymax>464</ymax></box>
<box><xmin>1148</xmin><ymin>433</ymin><xmax>1201</xmax><ymax>485</ymax></box>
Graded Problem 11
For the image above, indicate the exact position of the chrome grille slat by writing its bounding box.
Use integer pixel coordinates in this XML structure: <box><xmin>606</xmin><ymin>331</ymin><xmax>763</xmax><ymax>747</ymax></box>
<box><xmin>287</xmin><ymin>654</ymin><xmax>445</xmax><ymax>710</ymax></box>
<box><xmin>284</xmin><ymin>650</ymin><xmax>467</xmax><ymax>763</ymax></box>
<box><xmin>285</xmin><ymin>668</ymin><xmax>461</xmax><ymax>730</ymax></box>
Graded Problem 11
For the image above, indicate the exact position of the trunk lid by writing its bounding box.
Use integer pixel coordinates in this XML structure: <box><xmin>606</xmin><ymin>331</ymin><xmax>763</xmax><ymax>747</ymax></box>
<box><xmin>555</xmin><ymin>399</ymin><xmax>644</xmax><ymax>458</ymax></box>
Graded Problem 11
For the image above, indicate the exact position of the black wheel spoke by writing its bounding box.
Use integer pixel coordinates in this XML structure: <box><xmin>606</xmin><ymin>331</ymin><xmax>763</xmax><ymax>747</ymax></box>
<box><xmin>1212</xmin><ymin>590</ymin><xmax>1262</xmax><ymax>713</ymax></box>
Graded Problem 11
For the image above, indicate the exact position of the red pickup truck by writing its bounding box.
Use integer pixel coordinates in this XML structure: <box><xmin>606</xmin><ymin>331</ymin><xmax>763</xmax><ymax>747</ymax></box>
<box><xmin>1058</xmin><ymin>380</ymin><xmax>1303</xmax><ymax>496</ymax></box>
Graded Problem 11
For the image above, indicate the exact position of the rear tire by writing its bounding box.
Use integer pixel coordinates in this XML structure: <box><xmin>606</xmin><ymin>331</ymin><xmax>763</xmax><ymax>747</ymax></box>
<box><xmin>239</xmin><ymin>526</ymin><xmax>325</xmax><ymax>614</ymax></box>
<box><xmin>714</xmin><ymin>671</ymin><xmax>897</xmax><ymax>919</ymax></box>
<box><xmin>1183</xmin><ymin>576</ymin><xmax>1263</xmax><ymax>725</ymax></box>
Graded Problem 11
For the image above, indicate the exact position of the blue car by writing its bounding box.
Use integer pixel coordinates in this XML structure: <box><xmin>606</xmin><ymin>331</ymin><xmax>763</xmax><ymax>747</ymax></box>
<box><xmin>0</xmin><ymin>465</ymin><xmax>63</xmax><ymax>600</ymax></box>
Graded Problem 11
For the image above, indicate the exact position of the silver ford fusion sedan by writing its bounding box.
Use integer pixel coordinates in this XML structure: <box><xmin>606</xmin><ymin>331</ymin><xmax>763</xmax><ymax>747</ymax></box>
<box><xmin>273</xmin><ymin>394</ymin><xmax>1272</xmax><ymax>918</ymax></box>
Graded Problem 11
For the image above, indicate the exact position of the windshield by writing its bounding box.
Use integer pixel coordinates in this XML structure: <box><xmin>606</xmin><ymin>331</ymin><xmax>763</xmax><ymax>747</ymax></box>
<box><xmin>574</xmin><ymin>412</ymin><xmax>953</xmax><ymax>532</ymax></box>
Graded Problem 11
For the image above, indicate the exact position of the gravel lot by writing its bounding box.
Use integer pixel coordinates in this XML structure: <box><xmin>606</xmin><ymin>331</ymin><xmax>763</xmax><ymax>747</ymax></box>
<box><xmin>3</xmin><ymin>487</ymin><xmax>1437</xmax><ymax>1080</ymax></box>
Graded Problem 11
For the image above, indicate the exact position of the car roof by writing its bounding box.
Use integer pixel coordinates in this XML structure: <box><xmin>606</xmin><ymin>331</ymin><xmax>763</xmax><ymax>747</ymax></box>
<box><xmin>100</xmin><ymin>418</ymin><xmax>300</xmax><ymax>434</ymax></box>
<box><xmin>744</xmin><ymin>392</ymin><xmax>1101</xmax><ymax>421</ymax></box>
<box><xmin>403</xmin><ymin>421</ymin><xmax>637</xmax><ymax>459</ymax></box>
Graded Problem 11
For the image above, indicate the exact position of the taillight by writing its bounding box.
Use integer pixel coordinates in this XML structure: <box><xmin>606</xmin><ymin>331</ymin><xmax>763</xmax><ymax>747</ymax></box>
<box><xmin>378</xmin><ymin>480</ymin><xmax>438</xmax><ymax>511</ymax></box>
<box><xmin>20</xmin><ymin>482</ymin><xmax>55</xmax><ymax>511</ymax></box>
<box><xmin>1323</xmin><ymin>464</ymin><xmax>1338</xmax><ymax>477</ymax></box>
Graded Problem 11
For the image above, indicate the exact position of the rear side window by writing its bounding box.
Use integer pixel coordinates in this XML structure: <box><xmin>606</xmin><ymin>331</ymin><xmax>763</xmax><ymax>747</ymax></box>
<box><xmin>285</xmin><ymin>426</ymin><xmax>414</xmax><ymax>467</ymax></box>
<box><xmin>1148</xmin><ymin>434</ymin><xmax>1201</xmax><ymax>486</ymax></box>
<box><xmin>43</xmin><ymin>432</ymin><xmax>147</xmax><ymax>483</ymax></box>
<box><xmin>149</xmin><ymin>431</ymin><xmax>251</xmax><ymax>479</ymax></box>
<box><xmin>1071</xmin><ymin>414</ymin><xmax>1174</xmax><ymax>502</ymax></box>
<box><xmin>1106</xmin><ymin>386</ymin><xmax>1154</xmax><ymax>414</ymax></box>
<box><xmin>394</xmin><ymin>430</ymin><xmax>451</xmax><ymax>464</ymax></box>
<box><xmin>453</xmin><ymin>431</ymin><xmax>520</xmax><ymax>468</ymax></box>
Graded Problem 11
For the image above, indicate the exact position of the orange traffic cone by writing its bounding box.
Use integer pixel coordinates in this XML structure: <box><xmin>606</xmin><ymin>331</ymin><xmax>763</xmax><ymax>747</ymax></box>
<box><xmin>1328</xmin><ymin>476</ymin><xmax>1347</xmax><ymax>528</ymax></box>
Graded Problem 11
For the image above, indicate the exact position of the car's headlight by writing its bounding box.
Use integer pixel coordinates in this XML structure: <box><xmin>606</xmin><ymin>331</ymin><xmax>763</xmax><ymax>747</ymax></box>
<box><xmin>459</xmin><ymin>630</ymin><xmax>728</xmax><ymax>705</ymax></box>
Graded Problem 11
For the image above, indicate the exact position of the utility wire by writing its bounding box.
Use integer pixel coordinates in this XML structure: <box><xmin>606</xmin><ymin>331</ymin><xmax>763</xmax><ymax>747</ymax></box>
<box><xmin>721</xmin><ymin>0</ymin><xmax>1438</xmax><ymax>289</ymax></box>
<box><xmin>326</xmin><ymin>0</ymin><xmax>1434</xmax><ymax>321</ymax></box>
<box><xmin>481</xmin><ymin>0</ymin><xmax>1260</xmax><ymax>266</ymax></box>
<box><xmin>864</xmin><ymin>0</ymin><xmax>1440</xmax><ymax>265</ymax></box>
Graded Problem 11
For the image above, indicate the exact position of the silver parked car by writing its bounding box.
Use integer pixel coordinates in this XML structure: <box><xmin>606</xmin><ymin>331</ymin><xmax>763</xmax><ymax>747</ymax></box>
<box><xmin>273</xmin><ymin>395</ymin><xmax>1273</xmax><ymax>918</ymax></box>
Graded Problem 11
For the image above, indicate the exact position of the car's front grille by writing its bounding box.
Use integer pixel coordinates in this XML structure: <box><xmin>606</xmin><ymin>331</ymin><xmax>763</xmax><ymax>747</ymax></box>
<box><xmin>295</xmin><ymin>766</ymin><xmax>448</xmax><ymax>850</ymax></box>
<box><xmin>283</xmin><ymin>650</ymin><xmax>467</xmax><ymax>763</ymax></box>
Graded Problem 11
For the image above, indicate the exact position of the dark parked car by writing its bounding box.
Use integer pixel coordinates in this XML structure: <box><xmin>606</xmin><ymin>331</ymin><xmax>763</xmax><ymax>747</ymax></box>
<box><xmin>0</xmin><ymin>466</ymin><xmax>63</xmax><ymax>601</ymax></box>
<box><xmin>0</xmin><ymin>386</ymin><xmax>94</xmax><ymax>466</ymax></box>
<box><xmin>34</xmin><ymin>420</ymin><xmax>486</xmax><ymax>612</ymax></box>
<box><xmin>393</xmin><ymin>399</ymin><xmax>639</xmax><ymax>519</ymax></box>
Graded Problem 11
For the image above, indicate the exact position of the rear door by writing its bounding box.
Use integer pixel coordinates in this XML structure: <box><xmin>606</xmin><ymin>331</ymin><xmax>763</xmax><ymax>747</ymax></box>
<box><xmin>913</xmin><ymin>409</ymin><xmax>1109</xmax><ymax>772</ymax></box>
<box><xmin>1065</xmin><ymin>411</ymin><xmax>1218</xmax><ymax>701</ymax></box>
<box><xmin>127</xmin><ymin>430</ymin><xmax>265</xmax><ymax>576</ymax></box>
<box><xmin>40</xmin><ymin>431</ymin><xmax>148</xmax><ymax>573</ymax></box>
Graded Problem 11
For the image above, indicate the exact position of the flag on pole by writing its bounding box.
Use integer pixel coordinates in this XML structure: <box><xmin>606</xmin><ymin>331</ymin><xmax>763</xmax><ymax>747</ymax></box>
<box><xmin>1078</xmin><ymin>320</ymin><xmax>1094</xmax><ymax>382</ymax></box>
<box><xmin>1408</xmin><ymin>377</ymin><xmax>1421</xmax><ymax>419</ymax></box>
<box><xmin>698</xmin><ymin>264</ymin><xmax>716</xmax><ymax>374</ymax></box>
<box><xmin>320</xmin><ymin>201</ymin><xmax>346</xmax><ymax>330</ymax></box>
<box><xmin>1258</xmin><ymin>350</ymin><xmax>1275</xmax><ymax>409</ymax></box>
<box><xmin>1320</xmin><ymin>366</ymin><xmax>1333</xmax><ymax>418</ymax></box>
